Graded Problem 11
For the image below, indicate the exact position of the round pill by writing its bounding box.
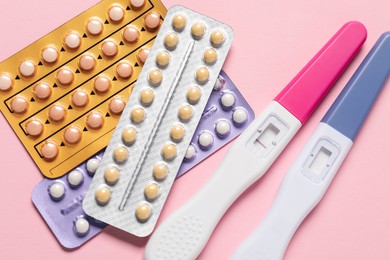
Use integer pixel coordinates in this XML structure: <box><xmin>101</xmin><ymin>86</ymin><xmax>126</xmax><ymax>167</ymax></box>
<box><xmin>94</xmin><ymin>76</ymin><xmax>111</xmax><ymax>94</ymax></box>
<box><xmin>116</xmin><ymin>61</ymin><xmax>133</xmax><ymax>79</ymax></box>
<box><xmin>153</xmin><ymin>163</ymin><xmax>168</xmax><ymax>180</ymax></box>
<box><xmin>162</xmin><ymin>143</ymin><xmax>177</xmax><ymax>161</ymax></box>
<box><xmin>135</xmin><ymin>203</ymin><xmax>152</xmax><ymax>222</ymax></box>
<box><xmin>42</xmin><ymin>47</ymin><xmax>59</xmax><ymax>63</ymax></box>
<box><xmin>170</xmin><ymin>124</ymin><xmax>185</xmax><ymax>142</ymax></box>
<box><xmin>0</xmin><ymin>73</ymin><xmax>13</xmax><ymax>91</ymax></box>
<box><xmin>122</xmin><ymin>127</ymin><xmax>137</xmax><ymax>145</ymax></box>
<box><xmin>195</xmin><ymin>67</ymin><xmax>209</xmax><ymax>83</ymax></box>
<box><xmin>144</xmin><ymin>12</ymin><xmax>160</xmax><ymax>31</ymax></box>
<box><xmin>49</xmin><ymin>182</ymin><xmax>65</xmax><ymax>200</ymax></box>
<box><xmin>172</xmin><ymin>14</ymin><xmax>186</xmax><ymax>31</ymax></box>
<box><xmin>187</xmin><ymin>86</ymin><xmax>202</xmax><ymax>104</ymax></box>
<box><xmin>130</xmin><ymin>107</ymin><xmax>145</xmax><ymax>124</ymax></box>
<box><xmin>122</xmin><ymin>25</ymin><xmax>139</xmax><ymax>43</ymax></box>
<box><xmin>41</xmin><ymin>141</ymin><xmax>59</xmax><ymax>160</ymax></box>
<box><xmin>220</xmin><ymin>92</ymin><xmax>235</xmax><ymax>109</ymax></box>
<box><xmin>72</xmin><ymin>90</ymin><xmax>89</xmax><ymax>108</ymax></box>
<box><xmin>11</xmin><ymin>96</ymin><xmax>28</xmax><ymax>114</ymax></box>
<box><xmin>178</xmin><ymin>104</ymin><xmax>193</xmax><ymax>122</ymax></box>
<box><xmin>164</xmin><ymin>32</ymin><xmax>179</xmax><ymax>50</ymax></box>
<box><xmin>33</xmin><ymin>82</ymin><xmax>52</xmax><ymax>100</ymax></box>
<box><xmin>138</xmin><ymin>47</ymin><xmax>150</xmax><ymax>64</ymax></box>
<box><xmin>199</xmin><ymin>131</ymin><xmax>214</xmax><ymax>149</ymax></box>
<box><xmin>87</xmin><ymin>18</ymin><xmax>103</xmax><ymax>36</ymax></box>
<box><xmin>56</xmin><ymin>68</ymin><xmax>74</xmax><ymax>86</ymax></box>
<box><xmin>130</xmin><ymin>0</ymin><xmax>145</xmax><ymax>9</ymax></box>
<box><xmin>68</xmin><ymin>170</ymin><xmax>84</xmax><ymax>187</ymax></box>
<box><xmin>19</xmin><ymin>60</ymin><xmax>36</xmax><ymax>77</ymax></box>
<box><xmin>64</xmin><ymin>126</ymin><xmax>82</xmax><ymax>144</ymax></box>
<box><xmin>87</xmin><ymin>158</ymin><xmax>100</xmax><ymax>174</ymax></box>
<box><xmin>86</xmin><ymin>112</ymin><xmax>104</xmax><ymax>129</ymax></box>
<box><xmin>75</xmin><ymin>217</ymin><xmax>90</xmax><ymax>236</ymax></box>
<box><xmin>156</xmin><ymin>51</ymin><xmax>170</xmax><ymax>67</ymax></box>
<box><xmin>101</xmin><ymin>40</ymin><xmax>118</xmax><ymax>58</ymax></box>
<box><xmin>104</xmin><ymin>167</ymin><xmax>120</xmax><ymax>185</ymax></box>
<box><xmin>184</xmin><ymin>144</ymin><xmax>196</xmax><ymax>160</ymax></box>
<box><xmin>95</xmin><ymin>186</ymin><xmax>110</xmax><ymax>205</ymax></box>
<box><xmin>139</xmin><ymin>88</ymin><xmax>154</xmax><ymax>106</ymax></box>
<box><xmin>191</xmin><ymin>22</ymin><xmax>206</xmax><ymax>38</ymax></box>
<box><xmin>233</xmin><ymin>108</ymin><xmax>248</xmax><ymax>125</ymax></box>
<box><xmin>215</xmin><ymin>120</ymin><xmax>231</xmax><ymax>137</ymax></box>
<box><xmin>144</xmin><ymin>183</ymin><xmax>159</xmax><ymax>201</ymax></box>
<box><xmin>79</xmin><ymin>54</ymin><xmax>96</xmax><ymax>71</ymax></box>
<box><xmin>49</xmin><ymin>105</ymin><xmax>66</xmax><ymax>122</ymax></box>
<box><xmin>203</xmin><ymin>48</ymin><xmax>217</xmax><ymax>64</ymax></box>
<box><xmin>64</xmin><ymin>32</ymin><xmax>81</xmax><ymax>49</ymax></box>
<box><xmin>148</xmin><ymin>69</ymin><xmax>162</xmax><ymax>86</ymax></box>
<box><xmin>108</xmin><ymin>5</ymin><xmax>124</xmax><ymax>22</ymax></box>
<box><xmin>26</xmin><ymin>119</ymin><xmax>43</xmax><ymax>137</ymax></box>
<box><xmin>214</xmin><ymin>76</ymin><xmax>224</xmax><ymax>91</ymax></box>
<box><xmin>113</xmin><ymin>146</ymin><xmax>128</xmax><ymax>164</ymax></box>
<box><xmin>109</xmin><ymin>97</ymin><xmax>126</xmax><ymax>115</ymax></box>
<box><xmin>210</xmin><ymin>30</ymin><xmax>225</xmax><ymax>46</ymax></box>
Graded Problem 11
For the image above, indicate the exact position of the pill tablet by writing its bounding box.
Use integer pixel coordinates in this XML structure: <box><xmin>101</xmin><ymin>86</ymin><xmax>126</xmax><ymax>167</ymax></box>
<box><xmin>11</xmin><ymin>96</ymin><xmax>28</xmax><ymax>114</ymax></box>
<box><xmin>75</xmin><ymin>217</ymin><xmax>90</xmax><ymax>236</ymax></box>
<box><xmin>104</xmin><ymin>167</ymin><xmax>120</xmax><ymax>185</ymax></box>
<box><xmin>122</xmin><ymin>25</ymin><xmax>140</xmax><ymax>43</ymax></box>
<box><xmin>171</xmin><ymin>14</ymin><xmax>186</xmax><ymax>31</ymax></box>
<box><xmin>64</xmin><ymin>32</ymin><xmax>81</xmax><ymax>49</ymax></box>
<box><xmin>93</xmin><ymin>76</ymin><xmax>111</xmax><ymax>94</ymax></box>
<box><xmin>203</xmin><ymin>48</ymin><xmax>217</xmax><ymax>64</ymax></box>
<box><xmin>67</xmin><ymin>170</ymin><xmax>84</xmax><ymax>187</ymax></box>
<box><xmin>79</xmin><ymin>54</ymin><xmax>96</xmax><ymax>71</ymax></box>
<box><xmin>164</xmin><ymin>32</ymin><xmax>179</xmax><ymax>50</ymax></box>
<box><xmin>144</xmin><ymin>12</ymin><xmax>160</xmax><ymax>31</ymax></box>
<box><xmin>233</xmin><ymin>108</ymin><xmax>248</xmax><ymax>125</ymax></box>
<box><xmin>220</xmin><ymin>92</ymin><xmax>235</xmax><ymax>109</ymax></box>
<box><xmin>108</xmin><ymin>5</ymin><xmax>124</xmax><ymax>22</ymax></box>
<box><xmin>191</xmin><ymin>22</ymin><xmax>206</xmax><ymax>38</ymax></box>
<box><xmin>135</xmin><ymin>203</ymin><xmax>152</xmax><ymax>222</ymax></box>
<box><xmin>178</xmin><ymin>104</ymin><xmax>193</xmax><ymax>122</ymax></box>
<box><xmin>215</xmin><ymin>120</ymin><xmax>231</xmax><ymax>137</ymax></box>
<box><xmin>101</xmin><ymin>40</ymin><xmax>118</xmax><ymax>58</ymax></box>
<box><xmin>138</xmin><ymin>47</ymin><xmax>151</xmax><ymax>64</ymax></box>
<box><xmin>130</xmin><ymin>0</ymin><xmax>145</xmax><ymax>9</ymax></box>
<box><xmin>26</xmin><ymin>119</ymin><xmax>44</xmax><ymax>137</ymax></box>
<box><xmin>49</xmin><ymin>182</ymin><xmax>65</xmax><ymax>200</ymax></box>
<box><xmin>210</xmin><ymin>30</ymin><xmax>225</xmax><ymax>46</ymax></box>
<box><xmin>56</xmin><ymin>68</ymin><xmax>74</xmax><ymax>86</ymax></box>
<box><xmin>195</xmin><ymin>67</ymin><xmax>209</xmax><ymax>83</ymax></box>
<box><xmin>87</xmin><ymin>18</ymin><xmax>103</xmax><ymax>36</ymax></box>
<box><xmin>184</xmin><ymin>144</ymin><xmax>196</xmax><ymax>160</ymax></box>
<box><xmin>95</xmin><ymin>186</ymin><xmax>110</xmax><ymax>205</ymax></box>
<box><xmin>139</xmin><ymin>88</ymin><xmax>154</xmax><ymax>106</ymax></box>
<box><xmin>86</xmin><ymin>158</ymin><xmax>100</xmax><ymax>174</ymax></box>
<box><xmin>42</xmin><ymin>47</ymin><xmax>59</xmax><ymax>63</ymax></box>
<box><xmin>0</xmin><ymin>73</ymin><xmax>13</xmax><ymax>91</ymax></box>
<box><xmin>19</xmin><ymin>60</ymin><xmax>36</xmax><ymax>77</ymax></box>
<box><xmin>148</xmin><ymin>69</ymin><xmax>162</xmax><ymax>86</ymax></box>
<box><xmin>153</xmin><ymin>163</ymin><xmax>168</xmax><ymax>181</ymax></box>
<box><xmin>64</xmin><ymin>126</ymin><xmax>82</xmax><ymax>144</ymax></box>
<box><xmin>162</xmin><ymin>143</ymin><xmax>177</xmax><ymax>161</ymax></box>
<box><xmin>186</xmin><ymin>86</ymin><xmax>202</xmax><ymax>104</ymax></box>
<box><xmin>170</xmin><ymin>124</ymin><xmax>185</xmax><ymax>142</ymax></box>
<box><xmin>113</xmin><ymin>146</ymin><xmax>128</xmax><ymax>164</ymax></box>
<box><xmin>199</xmin><ymin>131</ymin><xmax>214</xmax><ymax>150</ymax></box>
<box><xmin>49</xmin><ymin>105</ymin><xmax>66</xmax><ymax>122</ymax></box>
<box><xmin>72</xmin><ymin>90</ymin><xmax>89</xmax><ymax>108</ymax></box>
<box><xmin>213</xmin><ymin>76</ymin><xmax>224</xmax><ymax>91</ymax></box>
<box><xmin>130</xmin><ymin>107</ymin><xmax>145</xmax><ymax>124</ymax></box>
<box><xmin>116</xmin><ymin>61</ymin><xmax>133</xmax><ymax>79</ymax></box>
<box><xmin>33</xmin><ymin>82</ymin><xmax>52</xmax><ymax>100</ymax></box>
<box><xmin>41</xmin><ymin>140</ymin><xmax>59</xmax><ymax>160</ymax></box>
<box><xmin>86</xmin><ymin>112</ymin><xmax>104</xmax><ymax>129</ymax></box>
<box><xmin>122</xmin><ymin>127</ymin><xmax>137</xmax><ymax>145</ymax></box>
<box><xmin>156</xmin><ymin>51</ymin><xmax>170</xmax><ymax>67</ymax></box>
<box><xmin>144</xmin><ymin>183</ymin><xmax>159</xmax><ymax>201</ymax></box>
<box><xmin>109</xmin><ymin>97</ymin><xmax>126</xmax><ymax>115</ymax></box>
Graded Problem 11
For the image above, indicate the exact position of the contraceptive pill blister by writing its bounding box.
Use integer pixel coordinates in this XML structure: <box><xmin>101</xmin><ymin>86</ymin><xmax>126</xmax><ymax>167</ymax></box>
<box><xmin>0</xmin><ymin>0</ymin><xmax>167</xmax><ymax>178</ymax></box>
<box><xmin>83</xmin><ymin>5</ymin><xmax>234</xmax><ymax>236</ymax></box>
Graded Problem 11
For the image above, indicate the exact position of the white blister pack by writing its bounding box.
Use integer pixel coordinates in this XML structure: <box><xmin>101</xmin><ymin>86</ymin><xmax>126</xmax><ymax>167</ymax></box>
<box><xmin>83</xmin><ymin>5</ymin><xmax>234</xmax><ymax>237</ymax></box>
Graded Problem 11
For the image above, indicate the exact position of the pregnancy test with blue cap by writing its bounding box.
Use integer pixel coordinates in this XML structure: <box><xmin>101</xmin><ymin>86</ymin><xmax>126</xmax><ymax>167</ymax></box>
<box><xmin>231</xmin><ymin>32</ymin><xmax>390</xmax><ymax>260</ymax></box>
<box><xmin>145</xmin><ymin>22</ymin><xmax>366</xmax><ymax>260</ymax></box>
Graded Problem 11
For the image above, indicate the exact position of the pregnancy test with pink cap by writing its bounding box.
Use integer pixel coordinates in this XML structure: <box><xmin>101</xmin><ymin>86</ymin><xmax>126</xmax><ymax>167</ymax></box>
<box><xmin>145</xmin><ymin>22</ymin><xmax>367</xmax><ymax>260</ymax></box>
<box><xmin>231</xmin><ymin>32</ymin><xmax>390</xmax><ymax>260</ymax></box>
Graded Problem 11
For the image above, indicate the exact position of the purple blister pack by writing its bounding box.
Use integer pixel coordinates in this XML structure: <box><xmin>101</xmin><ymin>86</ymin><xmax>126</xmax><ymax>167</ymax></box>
<box><xmin>31</xmin><ymin>151</ymin><xmax>107</xmax><ymax>249</ymax></box>
<box><xmin>177</xmin><ymin>70</ymin><xmax>255</xmax><ymax>177</ymax></box>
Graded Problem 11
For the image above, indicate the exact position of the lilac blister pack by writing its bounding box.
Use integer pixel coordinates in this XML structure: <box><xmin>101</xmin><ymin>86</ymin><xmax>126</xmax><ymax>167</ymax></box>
<box><xmin>177</xmin><ymin>70</ymin><xmax>255</xmax><ymax>177</ymax></box>
<box><xmin>31</xmin><ymin>151</ymin><xmax>107</xmax><ymax>249</ymax></box>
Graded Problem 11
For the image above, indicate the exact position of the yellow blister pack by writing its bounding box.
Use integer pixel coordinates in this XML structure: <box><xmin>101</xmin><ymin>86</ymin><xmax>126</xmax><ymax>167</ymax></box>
<box><xmin>0</xmin><ymin>0</ymin><xmax>167</xmax><ymax>178</ymax></box>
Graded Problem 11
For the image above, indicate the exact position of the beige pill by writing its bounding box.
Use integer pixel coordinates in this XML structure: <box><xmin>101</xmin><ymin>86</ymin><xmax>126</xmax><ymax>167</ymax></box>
<box><xmin>33</xmin><ymin>82</ymin><xmax>52</xmax><ymax>100</ymax></box>
<box><xmin>144</xmin><ymin>183</ymin><xmax>159</xmax><ymax>201</ymax></box>
<box><xmin>195</xmin><ymin>67</ymin><xmax>210</xmax><ymax>83</ymax></box>
<box><xmin>94</xmin><ymin>76</ymin><xmax>111</xmax><ymax>94</ymax></box>
<box><xmin>162</xmin><ymin>143</ymin><xmax>177</xmax><ymax>161</ymax></box>
<box><xmin>191</xmin><ymin>22</ymin><xmax>206</xmax><ymax>38</ymax></box>
<box><xmin>49</xmin><ymin>105</ymin><xmax>66</xmax><ymax>122</ymax></box>
<box><xmin>130</xmin><ymin>0</ymin><xmax>145</xmax><ymax>9</ymax></box>
<box><xmin>57</xmin><ymin>68</ymin><xmax>74</xmax><ymax>86</ymax></box>
<box><xmin>122</xmin><ymin>25</ymin><xmax>139</xmax><ymax>43</ymax></box>
<box><xmin>95</xmin><ymin>186</ymin><xmax>110</xmax><ymax>205</ymax></box>
<box><xmin>172</xmin><ymin>14</ymin><xmax>186</xmax><ymax>31</ymax></box>
<box><xmin>26</xmin><ymin>119</ymin><xmax>43</xmax><ymax>137</ymax></box>
<box><xmin>139</xmin><ymin>88</ymin><xmax>154</xmax><ymax>106</ymax></box>
<box><xmin>11</xmin><ymin>96</ymin><xmax>28</xmax><ymax>114</ymax></box>
<box><xmin>138</xmin><ymin>47</ymin><xmax>150</xmax><ymax>64</ymax></box>
<box><xmin>130</xmin><ymin>107</ymin><xmax>145</xmax><ymax>124</ymax></box>
<box><xmin>116</xmin><ymin>61</ymin><xmax>133</xmax><ymax>79</ymax></box>
<box><xmin>86</xmin><ymin>112</ymin><xmax>104</xmax><ymax>129</ymax></box>
<box><xmin>79</xmin><ymin>54</ymin><xmax>96</xmax><ymax>71</ymax></box>
<box><xmin>72</xmin><ymin>90</ymin><xmax>89</xmax><ymax>108</ymax></box>
<box><xmin>156</xmin><ymin>51</ymin><xmax>170</xmax><ymax>67</ymax></box>
<box><xmin>210</xmin><ymin>30</ymin><xmax>225</xmax><ymax>46</ymax></box>
<box><xmin>109</xmin><ymin>97</ymin><xmax>126</xmax><ymax>115</ymax></box>
<box><xmin>113</xmin><ymin>146</ymin><xmax>128</xmax><ymax>164</ymax></box>
<box><xmin>148</xmin><ymin>69</ymin><xmax>162</xmax><ymax>86</ymax></box>
<box><xmin>0</xmin><ymin>73</ymin><xmax>13</xmax><ymax>91</ymax></box>
<box><xmin>153</xmin><ymin>163</ymin><xmax>168</xmax><ymax>180</ymax></box>
<box><xmin>187</xmin><ymin>86</ymin><xmax>202</xmax><ymax>104</ymax></box>
<box><xmin>42</xmin><ymin>47</ymin><xmax>59</xmax><ymax>63</ymax></box>
<box><xmin>64</xmin><ymin>126</ymin><xmax>82</xmax><ymax>144</ymax></box>
<box><xmin>41</xmin><ymin>140</ymin><xmax>59</xmax><ymax>160</ymax></box>
<box><xmin>135</xmin><ymin>203</ymin><xmax>152</xmax><ymax>222</ymax></box>
<box><xmin>164</xmin><ymin>33</ymin><xmax>179</xmax><ymax>50</ymax></box>
<box><xmin>122</xmin><ymin>127</ymin><xmax>137</xmax><ymax>145</ymax></box>
<box><xmin>19</xmin><ymin>60</ymin><xmax>36</xmax><ymax>77</ymax></box>
<box><xmin>203</xmin><ymin>48</ymin><xmax>217</xmax><ymax>64</ymax></box>
<box><xmin>144</xmin><ymin>12</ymin><xmax>160</xmax><ymax>31</ymax></box>
<box><xmin>178</xmin><ymin>104</ymin><xmax>193</xmax><ymax>122</ymax></box>
<box><xmin>108</xmin><ymin>5</ymin><xmax>124</xmax><ymax>22</ymax></box>
<box><xmin>170</xmin><ymin>124</ymin><xmax>185</xmax><ymax>142</ymax></box>
<box><xmin>101</xmin><ymin>40</ymin><xmax>118</xmax><ymax>57</ymax></box>
<box><xmin>104</xmin><ymin>167</ymin><xmax>120</xmax><ymax>185</ymax></box>
<box><xmin>86</xmin><ymin>18</ymin><xmax>103</xmax><ymax>36</ymax></box>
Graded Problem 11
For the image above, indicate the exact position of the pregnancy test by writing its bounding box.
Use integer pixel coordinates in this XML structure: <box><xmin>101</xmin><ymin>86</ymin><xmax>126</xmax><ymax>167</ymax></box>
<box><xmin>145</xmin><ymin>22</ymin><xmax>366</xmax><ymax>260</ymax></box>
<box><xmin>231</xmin><ymin>32</ymin><xmax>390</xmax><ymax>260</ymax></box>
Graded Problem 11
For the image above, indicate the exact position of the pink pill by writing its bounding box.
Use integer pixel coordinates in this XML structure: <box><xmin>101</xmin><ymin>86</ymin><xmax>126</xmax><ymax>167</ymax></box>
<box><xmin>57</xmin><ymin>68</ymin><xmax>74</xmax><ymax>86</ymax></box>
<box><xmin>11</xmin><ymin>96</ymin><xmax>28</xmax><ymax>114</ymax></box>
<box><xmin>101</xmin><ymin>40</ymin><xmax>118</xmax><ymax>57</ymax></box>
<box><xmin>72</xmin><ymin>90</ymin><xmax>89</xmax><ymax>108</ymax></box>
<box><xmin>138</xmin><ymin>47</ymin><xmax>150</xmax><ymax>64</ymax></box>
<box><xmin>116</xmin><ymin>61</ymin><xmax>133</xmax><ymax>79</ymax></box>
<box><xmin>79</xmin><ymin>54</ymin><xmax>96</xmax><ymax>71</ymax></box>
<box><xmin>26</xmin><ymin>119</ymin><xmax>43</xmax><ymax>137</ymax></box>
<box><xmin>49</xmin><ymin>105</ymin><xmax>66</xmax><ymax>122</ymax></box>
<box><xmin>41</xmin><ymin>140</ymin><xmax>59</xmax><ymax>160</ymax></box>
<box><xmin>33</xmin><ymin>82</ymin><xmax>52</xmax><ymax>100</ymax></box>
<box><xmin>94</xmin><ymin>76</ymin><xmax>111</xmax><ymax>94</ymax></box>
<box><xmin>86</xmin><ymin>112</ymin><xmax>104</xmax><ymax>130</ymax></box>
<box><xmin>130</xmin><ymin>0</ymin><xmax>145</xmax><ymax>9</ymax></box>
<box><xmin>144</xmin><ymin>12</ymin><xmax>160</xmax><ymax>31</ymax></box>
<box><xmin>109</xmin><ymin>97</ymin><xmax>126</xmax><ymax>116</ymax></box>
<box><xmin>122</xmin><ymin>25</ymin><xmax>139</xmax><ymax>43</ymax></box>
<box><xmin>64</xmin><ymin>126</ymin><xmax>82</xmax><ymax>144</ymax></box>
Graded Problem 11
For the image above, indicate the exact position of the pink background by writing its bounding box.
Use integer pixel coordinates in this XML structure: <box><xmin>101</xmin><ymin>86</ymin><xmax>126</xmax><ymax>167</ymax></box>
<box><xmin>1</xmin><ymin>0</ymin><xmax>390</xmax><ymax>259</ymax></box>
